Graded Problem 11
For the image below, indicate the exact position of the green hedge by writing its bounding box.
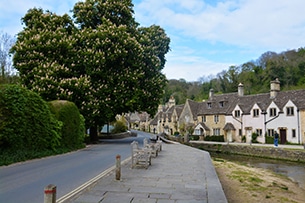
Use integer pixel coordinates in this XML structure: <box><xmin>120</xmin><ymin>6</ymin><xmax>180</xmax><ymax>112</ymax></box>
<box><xmin>204</xmin><ymin>135</ymin><xmax>225</xmax><ymax>142</ymax></box>
<box><xmin>0</xmin><ymin>85</ymin><xmax>61</xmax><ymax>151</ymax></box>
<box><xmin>49</xmin><ymin>100</ymin><xmax>85</xmax><ymax>149</ymax></box>
<box><xmin>111</xmin><ymin>120</ymin><xmax>127</xmax><ymax>134</ymax></box>
<box><xmin>265</xmin><ymin>135</ymin><xmax>274</xmax><ymax>144</ymax></box>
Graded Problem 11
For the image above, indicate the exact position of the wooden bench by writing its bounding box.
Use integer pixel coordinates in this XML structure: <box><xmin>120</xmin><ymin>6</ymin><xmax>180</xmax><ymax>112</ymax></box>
<box><xmin>156</xmin><ymin>140</ymin><xmax>162</xmax><ymax>152</ymax></box>
<box><xmin>131</xmin><ymin>141</ymin><xmax>151</xmax><ymax>169</ymax></box>
<box><xmin>143</xmin><ymin>138</ymin><xmax>158</xmax><ymax>158</ymax></box>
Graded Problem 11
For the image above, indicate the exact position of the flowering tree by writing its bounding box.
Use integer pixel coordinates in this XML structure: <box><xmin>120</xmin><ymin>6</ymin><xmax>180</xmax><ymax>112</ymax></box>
<box><xmin>11</xmin><ymin>0</ymin><xmax>170</xmax><ymax>142</ymax></box>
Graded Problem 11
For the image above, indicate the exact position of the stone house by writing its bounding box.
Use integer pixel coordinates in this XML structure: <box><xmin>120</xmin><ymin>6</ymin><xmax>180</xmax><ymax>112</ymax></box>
<box><xmin>126</xmin><ymin>111</ymin><xmax>150</xmax><ymax>131</ymax></box>
<box><xmin>178</xmin><ymin>99</ymin><xmax>200</xmax><ymax>133</ymax></box>
<box><xmin>149</xmin><ymin>96</ymin><xmax>178</xmax><ymax>134</ymax></box>
<box><xmin>195</xmin><ymin>89</ymin><xmax>238</xmax><ymax>141</ymax></box>
<box><xmin>146</xmin><ymin>78</ymin><xmax>305</xmax><ymax>145</ymax></box>
<box><xmin>227</xmin><ymin>79</ymin><xmax>305</xmax><ymax>144</ymax></box>
<box><xmin>170</xmin><ymin>78</ymin><xmax>305</xmax><ymax>144</ymax></box>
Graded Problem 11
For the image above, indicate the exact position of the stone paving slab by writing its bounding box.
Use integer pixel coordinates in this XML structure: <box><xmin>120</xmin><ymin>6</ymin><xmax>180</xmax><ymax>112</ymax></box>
<box><xmin>66</xmin><ymin>143</ymin><xmax>227</xmax><ymax>203</ymax></box>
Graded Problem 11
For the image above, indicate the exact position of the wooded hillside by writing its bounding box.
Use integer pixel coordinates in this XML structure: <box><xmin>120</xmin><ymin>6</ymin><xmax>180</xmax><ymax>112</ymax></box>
<box><xmin>164</xmin><ymin>47</ymin><xmax>305</xmax><ymax>105</ymax></box>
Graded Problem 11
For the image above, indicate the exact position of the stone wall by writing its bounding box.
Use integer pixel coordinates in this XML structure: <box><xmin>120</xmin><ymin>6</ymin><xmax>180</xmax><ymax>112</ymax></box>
<box><xmin>190</xmin><ymin>143</ymin><xmax>305</xmax><ymax>163</ymax></box>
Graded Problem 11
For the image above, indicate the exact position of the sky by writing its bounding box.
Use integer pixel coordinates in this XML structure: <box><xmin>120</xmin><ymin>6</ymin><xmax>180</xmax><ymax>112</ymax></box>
<box><xmin>1</xmin><ymin>0</ymin><xmax>305</xmax><ymax>82</ymax></box>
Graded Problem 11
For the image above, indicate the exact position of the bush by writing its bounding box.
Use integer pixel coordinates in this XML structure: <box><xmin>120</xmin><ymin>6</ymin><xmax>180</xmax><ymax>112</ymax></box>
<box><xmin>111</xmin><ymin>120</ymin><xmax>127</xmax><ymax>134</ymax></box>
<box><xmin>241</xmin><ymin>135</ymin><xmax>246</xmax><ymax>143</ymax></box>
<box><xmin>0</xmin><ymin>85</ymin><xmax>61</xmax><ymax>151</ymax></box>
<box><xmin>265</xmin><ymin>135</ymin><xmax>274</xmax><ymax>144</ymax></box>
<box><xmin>190</xmin><ymin>135</ymin><xmax>200</xmax><ymax>141</ymax></box>
<box><xmin>204</xmin><ymin>135</ymin><xmax>225</xmax><ymax>142</ymax></box>
<box><xmin>49</xmin><ymin>100</ymin><xmax>85</xmax><ymax>149</ymax></box>
<box><xmin>251</xmin><ymin>133</ymin><xmax>259</xmax><ymax>143</ymax></box>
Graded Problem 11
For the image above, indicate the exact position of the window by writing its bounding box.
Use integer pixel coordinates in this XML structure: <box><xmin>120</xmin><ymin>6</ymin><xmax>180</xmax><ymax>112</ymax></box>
<box><xmin>213</xmin><ymin>128</ymin><xmax>220</xmax><ymax>135</ymax></box>
<box><xmin>214</xmin><ymin>115</ymin><xmax>219</xmax><ymax>123</ymax></box>
<box><xmin>286</xmin><ymin>107</ymin><xmax>294</xmax><ymax>116</ymax></box>
<box><xmin>219</xmin><ymin>101</ymin><xmax>224</xmax><ymax>108</ymax></box>
<box><xmin>234</xmin><ymin>110</ymin><xmax>240</xmax><ymax>118</ymax></box>
<box><xmin>207</xmin><ymin>102</ymin><xmax>212</xmax><ymax>109</ymax></box>
<box><xmin>256</xmin><ymin>129</ymin><xmax>262</xmax><ymax>136</ymax></box>
<box><xmin>269</xmin><ymin>108</ymin><xmax>277</xmax><ymax>117</ymax></box>
<box><xmin>253</xmin><ymin>109</ymin><xmax>259</xmax><ymax>117</ymax></box>
<box><xmin>292</xmin><ymin>129</ymin><xmax>296</xmax><ymax>138</ymax></box>
<box><xmin>202</xmin><ymin>115</ymin><xmax>206</xmax><ymax>122</ymax></box>
<box><xmin>239</xmin><ymin>129</ymin><xmax>242</xmax><ymax>136</ymax></box>
<box><xmin>268</xmin><ymin>129</ymin><xmax>274</xmax><ymax>137</ymax></box>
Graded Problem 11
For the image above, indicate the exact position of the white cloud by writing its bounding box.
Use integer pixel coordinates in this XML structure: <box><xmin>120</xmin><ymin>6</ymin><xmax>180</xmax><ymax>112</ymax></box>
<box><xmin>2</xmin><ymin>0</ymin><xmax>304</xmax><ymax>81</ymax></box>
<box><xmin>0</xmin><ymin>0</ymin><xmax>77</xmax><ymax>35</ymax></box>
<box><xmin>163</xmin><ymin>47</ymin><xmax>233</xmax><ymax>81</ymax></box>
<box><xmin>163</xmin><ymin>58</ymin><xmax>231</xmax><ymax>82</ymax></box>
<box><xmin>135</xmin><ymin>0</ymin><xmax>305</xmax><ymax>50</ymax></box>
<box><xmin>134</xmin><ymin>0</ymin><xmax>305</xmax><ymax>81</ymax></box>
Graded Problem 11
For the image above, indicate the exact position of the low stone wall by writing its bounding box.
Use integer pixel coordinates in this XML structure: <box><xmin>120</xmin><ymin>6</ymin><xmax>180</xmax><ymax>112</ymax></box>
<box><xmin>190</xmin><ymin>143</ymin><xmax>305</xmax><ymax>163</ymax></box>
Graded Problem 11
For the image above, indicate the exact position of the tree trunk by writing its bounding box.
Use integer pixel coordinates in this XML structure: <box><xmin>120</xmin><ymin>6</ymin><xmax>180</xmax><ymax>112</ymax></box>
<box><xmin>89</xmin><ymin>126</ymin><xmax>98</xmax><ymax>143</ymax></box>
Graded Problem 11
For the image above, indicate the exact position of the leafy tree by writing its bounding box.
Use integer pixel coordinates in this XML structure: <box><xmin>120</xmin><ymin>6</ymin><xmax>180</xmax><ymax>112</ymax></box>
<box><xmin>73</xmin><ymin>0</ymin><xmax>137</xmax><ymax>29</ymax></box>
<box><xmin>11</xmin><ymin>0</ymin><xmax>170</xmax><ymax>142</ymax></box>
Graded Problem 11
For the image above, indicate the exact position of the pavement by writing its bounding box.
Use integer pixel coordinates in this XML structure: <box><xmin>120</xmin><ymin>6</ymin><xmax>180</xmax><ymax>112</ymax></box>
<box><xmin>64</xmin><ymin>142</ymin><xmax>228</xmax><ymax>203</ymax></box>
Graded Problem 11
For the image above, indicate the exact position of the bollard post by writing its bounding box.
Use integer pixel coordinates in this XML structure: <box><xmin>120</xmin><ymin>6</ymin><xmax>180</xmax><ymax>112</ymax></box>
<box><xmin>115</xmin><ymin>154</ymin><xmax>121</xmax><ymax>180</ymax></box>
<box><xmin>44</xmin><ymin>184</ymin><xmax>56</xmax><ymax>203</ymax></box>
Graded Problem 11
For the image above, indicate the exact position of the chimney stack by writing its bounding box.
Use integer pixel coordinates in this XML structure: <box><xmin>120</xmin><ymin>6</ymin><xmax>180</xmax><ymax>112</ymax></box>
<box><xmin>238</xmin><ymin>83</ymin><xmax>244</xmax><ymax>96</ymax></box>
<box><xmin>209</xmin><ymin>89</ymin><xmax>214</xmax><ymax>99</ymax></box>
<box><xmin>270</xmin><ymin>78</ymin><xmax>280</xmax><ymax>98</ymax></box>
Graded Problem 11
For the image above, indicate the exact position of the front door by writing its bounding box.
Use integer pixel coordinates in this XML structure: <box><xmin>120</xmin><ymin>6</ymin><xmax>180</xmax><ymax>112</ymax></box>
<box><xmin>279</xmin><ymin>129</ymin><xmax>287</xmax><ymax>144</ymax></box>
<box><xmin>227</xmin><ymin>130</ymin><xmax>232</xmax><ymax>142</ymax></box>
<box><xmin>246</xmin><ymin>129</ymin><xmax>252</xmax><ymax>143</ymax></box>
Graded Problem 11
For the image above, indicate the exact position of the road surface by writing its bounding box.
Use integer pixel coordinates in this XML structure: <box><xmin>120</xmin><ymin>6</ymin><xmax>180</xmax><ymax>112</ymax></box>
<box><xmin>0</xmin><ymin>131</ymin><xmax>152</xmax><ymax>203</ymax></box>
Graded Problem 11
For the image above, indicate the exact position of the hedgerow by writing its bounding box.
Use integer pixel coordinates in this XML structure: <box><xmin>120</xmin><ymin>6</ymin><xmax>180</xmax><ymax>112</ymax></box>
<box><xmin>49</xmin><ymin>100</ymin><xmax>85</xmax><ymax>149</ymax></box>
<box><xmin>0</xmin><ymin>85</ymin><xmax>62</xmax><ymax>151</ymax></box>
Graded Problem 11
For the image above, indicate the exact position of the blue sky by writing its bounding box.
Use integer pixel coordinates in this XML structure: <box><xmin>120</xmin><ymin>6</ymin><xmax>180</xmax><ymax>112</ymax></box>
<box><xmin>1</xmin><ymin>0</ymin><xmax>305</xmax><ymax>81</ymax></box>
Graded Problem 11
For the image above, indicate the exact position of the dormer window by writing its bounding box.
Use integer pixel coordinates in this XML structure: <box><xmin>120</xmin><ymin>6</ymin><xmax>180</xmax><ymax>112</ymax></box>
<box><xmin>234</xmin><ymin>110</ymin><xmax>240</xmax><ymax>118</ymax></box>
<box><xmin>253</xmin><ymin>109</ymin><xmax>259</xmax><ymax>117</ymax></box>
<box><xmin>286</xmin><ymin>107</ymin><xmax>294</xmax><ymax>116</ymax></box>
<box><xmin>270</xmin><ymin>108</ymin><xmax>277</xmax><ymax>117</ymax></box>
<box><xmin>207</xmin><ymin>102</ymin><xmax>212</xmax><ymax>109</ymax></box>
<box><xmin>219</xmin><ymin>101</ymin><xmax>224</xmax><ymax>108</ymax></box>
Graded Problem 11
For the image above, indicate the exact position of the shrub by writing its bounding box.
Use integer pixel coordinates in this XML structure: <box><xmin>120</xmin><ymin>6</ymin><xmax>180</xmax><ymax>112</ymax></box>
<box><xmin>0</xmin><ymin>85</ymin><xmax>61</xmax><ymax>151</ymax></box>
<box><xmin>111</xmin><ymin>120</ymin><xmax>127</xmax><ymax>134</ymax></box>
<box><xmin>241</xmin><ymin>135</ymin><xmax>246</xmax><ymax>143</ymax></box>
<box><xmin>251</xmin><ymin>133</ymin><xmax>259</xmax><ymax>143</ymax></box>
<box><xmin>204</xmin><ymin>135</ymin><xmax>225</xmax><ymax>142</ymax></box>
<box><xmin>190</xmin><ymin>135</ymin><xmax>200</xmax><ymax>141</ymax></box>
<box><xmin>49</xmin><ymin>100</ymin><xmax>85</xmax><ymax>149</ymax></box>
<box><xmin>265</xmin><ymin>135</ymin><xmax>274</xmax><ymax>144</ymax></box>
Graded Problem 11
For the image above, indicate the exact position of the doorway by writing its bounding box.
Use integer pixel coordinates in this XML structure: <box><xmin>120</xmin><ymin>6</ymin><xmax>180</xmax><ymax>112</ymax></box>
<box><xmin>279</xmin><ymin>129</ymin><xmax>287</xmax><ymax>144</ymax></box>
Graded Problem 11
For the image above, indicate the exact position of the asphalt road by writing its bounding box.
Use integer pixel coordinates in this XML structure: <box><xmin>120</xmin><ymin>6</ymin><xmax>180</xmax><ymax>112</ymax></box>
<box><xmin>0</xmin><ymin>131</ymin><xmax>152</xmax><ymax>203</ymax></box>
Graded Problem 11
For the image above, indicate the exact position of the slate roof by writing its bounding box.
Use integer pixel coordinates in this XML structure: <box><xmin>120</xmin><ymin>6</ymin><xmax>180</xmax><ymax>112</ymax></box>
<box><xmin>174</xmin><ymin>104</ymin><xmax>184</xmax><ymax>118</ymax></box>
<box><xmin>197</xmin><ymin>93</ymin><xmax>238</xmax><ymax>115</ymax></box>
<box><xmin>196</xmin><ymin>122</ymin><xmax>211</xmax><ymax>131</ymax></box>
<box><xmin>194</xmin><ymin>89</ymin><xmax>305</xmax><ymax>116</ymax></box>
<box><xmin>223</xmin><ymin>122</ymin><xmax>236</xmax><ymax>130</ymax></box>
<box><xmin>186</xmin><ymin>99</ymin><xmax>201</xmax><ymax>120</ymax></box>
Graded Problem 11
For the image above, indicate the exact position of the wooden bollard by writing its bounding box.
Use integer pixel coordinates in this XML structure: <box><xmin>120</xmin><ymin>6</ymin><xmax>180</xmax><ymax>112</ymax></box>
<box><xmin>115</xmin><ymin>154</ymin><xmax>121</xmax><ymax>180</ymax></box>
<box><xmin>44</xmin><ymin>184</ymin><xmax>56</xmax><ymax>203</ymax></box>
